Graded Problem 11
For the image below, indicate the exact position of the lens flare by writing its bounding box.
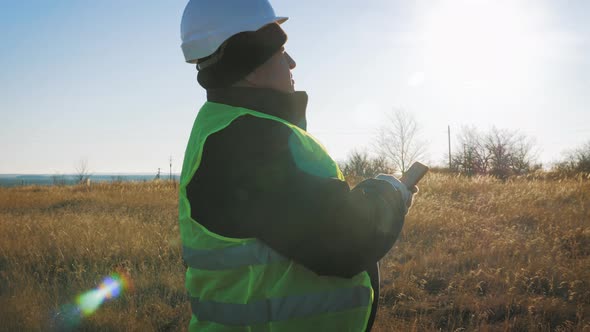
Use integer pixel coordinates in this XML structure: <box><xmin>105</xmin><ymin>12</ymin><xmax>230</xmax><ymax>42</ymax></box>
<box><xmin>54</xmin><ymin>271</ymin><xmax>132</xmax><ymax>328</ymax></box>
<box><xmin>76</xmin><ymin>273</ymin><xmax>130</xmax><ymax>316</ymax></box>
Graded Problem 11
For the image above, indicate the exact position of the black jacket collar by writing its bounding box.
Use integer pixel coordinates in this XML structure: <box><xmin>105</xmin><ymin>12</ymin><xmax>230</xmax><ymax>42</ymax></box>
<box><xmin>207</xmin><ymin>88</ymin><xmax>309</xmax><ymax>130</ymax></box>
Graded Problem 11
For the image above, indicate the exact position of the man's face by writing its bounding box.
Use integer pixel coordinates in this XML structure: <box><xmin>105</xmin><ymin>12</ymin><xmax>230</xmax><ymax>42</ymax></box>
<box><xmin>246</xmin><ymin>46</ymin><xmax>297</xmax><ymax>93</ymax></box>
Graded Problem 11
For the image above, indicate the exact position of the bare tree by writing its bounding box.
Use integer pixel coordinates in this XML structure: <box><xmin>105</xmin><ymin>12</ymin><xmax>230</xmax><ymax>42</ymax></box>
<box><xmin>509</xmin><ymin>132</ymin><xmax>538</xmax><ymax>175</ymax></box>
<box><xmin>485</xmin><ymin>127</ymin><xmax>540</xmax><ymax>179</ymax></box>
<box><xmin>374</xmin><ymin>109</ymin><xmax>426</xmax><ymax>173</ymax></box>
<box><xmin>554</xmin><ymin>140</ymin><xmax>590</xmax><ymax>175</ymax></box>
<box><xmin>485</xmin><ymin>127</ymin><xmax>514</xmax><ymax>179</ymax></box>
<box><xmin>451</xmin><ymin>126</ymin><xmax>538</xmax><ymax>179</ymax></box>
<box><xmin>451</xmin><ymin>126</ymin><xmax>491</xmax><ymax>175</ymax></box>
<box><xmin>74</xmin><ymin>158</ymin><xmax>91</xmax><ymax>184</ymax></box>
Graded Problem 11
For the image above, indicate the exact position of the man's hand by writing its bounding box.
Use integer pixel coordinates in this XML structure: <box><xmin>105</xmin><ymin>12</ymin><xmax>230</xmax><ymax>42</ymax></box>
<box><xmin>375</xmin><ymin>174</ymin><xmax>418</xmax><ymax>213</ymax></box>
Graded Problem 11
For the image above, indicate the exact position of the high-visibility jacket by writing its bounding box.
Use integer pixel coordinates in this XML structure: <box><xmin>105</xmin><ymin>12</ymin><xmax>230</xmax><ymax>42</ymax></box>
<box><xmin>179</xmin><ymin>101</ymin><xmax>374</xmax><ymax>331</ymax></box>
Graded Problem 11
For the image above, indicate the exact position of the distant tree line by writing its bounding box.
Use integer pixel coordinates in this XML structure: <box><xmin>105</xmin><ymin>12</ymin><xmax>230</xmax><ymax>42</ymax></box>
<box><xmin>553</xmin><ymin>141</ymin><xmax>590</xmax><ymax>176</ymax></box>
<box><xmin>339</xmin><ymin>109</ymin><xmax>589</xmax><ymax>181</ymax></box>
<box><xmin>339</xmin><ymin>151</ymin><xmax>393</xmax><ymax>179</ymax></box>
<box><xmin>340</xmin><ymin>109</ymin><xmax>424</xmax><ymax>179</ymax></box>
<box><xmin>450</xmin><ymin>126</ymin><xmax>540</xmax><ymax>180</ymax></box>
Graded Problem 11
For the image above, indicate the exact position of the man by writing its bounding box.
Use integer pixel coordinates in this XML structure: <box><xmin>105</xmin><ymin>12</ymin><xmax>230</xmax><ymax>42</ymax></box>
<box><xmin>178</xmin><ymin>1</ymin><xmax>416</xmax><ymax>331</ymax></box>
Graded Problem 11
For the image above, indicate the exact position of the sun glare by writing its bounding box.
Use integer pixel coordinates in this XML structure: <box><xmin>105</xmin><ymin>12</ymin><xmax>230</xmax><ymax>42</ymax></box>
<box><xmin>415</xmin><ymin>0</ymin><xmax>546</xmax><ymax>93</ymax></box>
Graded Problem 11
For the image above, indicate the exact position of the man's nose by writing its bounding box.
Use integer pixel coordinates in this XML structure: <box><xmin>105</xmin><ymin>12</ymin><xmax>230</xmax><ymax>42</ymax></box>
<box><xmin>285</xmin><ymin>52</ymin><xmax>296</xmax><ymax>70</ymax></box>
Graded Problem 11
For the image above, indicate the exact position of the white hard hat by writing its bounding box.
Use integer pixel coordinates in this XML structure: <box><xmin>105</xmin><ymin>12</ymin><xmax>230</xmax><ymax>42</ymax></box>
<box><xmin>181</xmin><ymin>0</ymin><xmax>288</xmax><ymax>64</ymax></box>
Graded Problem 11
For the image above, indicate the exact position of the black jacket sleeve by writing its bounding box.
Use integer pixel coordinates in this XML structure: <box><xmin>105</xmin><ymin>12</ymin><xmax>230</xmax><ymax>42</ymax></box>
<box><xmin>187</xmin><ymin>115</ymin><xmax>406</xmax><ymax>278</ymax></box>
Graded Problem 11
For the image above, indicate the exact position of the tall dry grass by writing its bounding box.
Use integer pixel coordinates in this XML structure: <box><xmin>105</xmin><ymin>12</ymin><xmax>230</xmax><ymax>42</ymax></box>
<box><xmin>374</xmin><ymin>174</ymin><xmax>590</xmax><ymax>331</ymax></box>
<box><xmin>0</xmin><ymin>175</ymin><xmax>588</xmax><ymax>331</ymax></box>
<box><xmin>0</xmin><ymin>182</ymin><xmax>186</xmax><ymax>331</ymax></box>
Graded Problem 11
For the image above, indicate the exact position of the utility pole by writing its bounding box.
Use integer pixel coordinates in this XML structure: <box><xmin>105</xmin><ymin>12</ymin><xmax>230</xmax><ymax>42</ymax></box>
<box><xmin>169</xmin><ymin>156</ymin><xmax>173</xmax><ymax>181</ymax></box>
<box><xmin>448</xmin><ymin>125</ymin><xmax>452</xmax><ymax>169</ymax></box>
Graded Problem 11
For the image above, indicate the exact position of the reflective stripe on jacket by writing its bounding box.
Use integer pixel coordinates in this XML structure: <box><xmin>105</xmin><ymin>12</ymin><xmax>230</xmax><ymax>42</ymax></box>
<box><xmin>179</xmin><ymin>101</ymin><xmax>373</xmax><ymax>331</ymax></box>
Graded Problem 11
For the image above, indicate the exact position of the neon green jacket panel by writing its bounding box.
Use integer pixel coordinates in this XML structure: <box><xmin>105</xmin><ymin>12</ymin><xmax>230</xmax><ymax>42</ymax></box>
<box><xmin>179</xmin><ymin>102</ymin><xmax>373</xmax><ymax>331</ymax></box>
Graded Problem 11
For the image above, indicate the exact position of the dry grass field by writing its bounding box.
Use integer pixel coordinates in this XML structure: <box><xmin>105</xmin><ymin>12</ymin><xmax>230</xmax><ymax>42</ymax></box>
<box><xmin>0</xmin><ymin>174</ymin><xmax>588</xmax><ymax>331</ymax></box>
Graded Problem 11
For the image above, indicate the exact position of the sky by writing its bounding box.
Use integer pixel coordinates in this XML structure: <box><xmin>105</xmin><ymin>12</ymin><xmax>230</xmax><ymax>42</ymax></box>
<box><xmin>1</xmin><ymin>0</ymin><xmax>588</xmax><ymax>174</ymax></box>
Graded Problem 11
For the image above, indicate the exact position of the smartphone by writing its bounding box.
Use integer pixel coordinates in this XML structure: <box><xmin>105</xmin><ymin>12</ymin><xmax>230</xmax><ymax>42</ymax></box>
<box><xmin>400</xmin><ymin>162</ymin><xmax>429</xmax><ymax>188</ymax></box>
